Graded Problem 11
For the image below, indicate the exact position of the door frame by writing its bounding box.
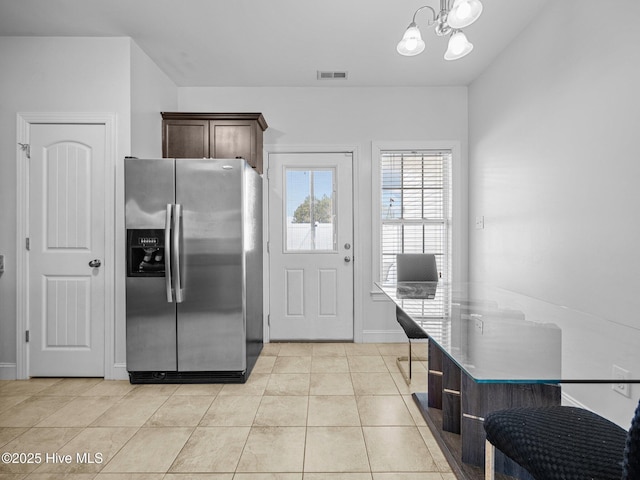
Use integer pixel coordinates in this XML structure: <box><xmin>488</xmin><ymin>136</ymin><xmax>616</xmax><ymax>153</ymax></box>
<box><xmin>16</xmin><ymin>112</ymin><xmax>117</xmax><ymax>379</ymax></box>
<box><xmin>263</xmin><ymin>145</ymin><xmax>362</xmax><ymax>343</ymax></box>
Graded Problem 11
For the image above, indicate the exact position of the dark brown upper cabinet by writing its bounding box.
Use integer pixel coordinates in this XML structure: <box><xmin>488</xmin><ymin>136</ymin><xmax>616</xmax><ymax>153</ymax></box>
<box><xmin>161</xmin><ymin>112</ymin><xmax>268</xmax><ymax>173</ymax></box>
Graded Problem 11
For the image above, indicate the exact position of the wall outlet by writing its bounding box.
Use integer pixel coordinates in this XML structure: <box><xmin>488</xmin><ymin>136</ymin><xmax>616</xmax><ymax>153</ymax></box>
<box><xmin>612</xmin><ymin>365</ymin><xmax>631</xmax><ymax>398</ymax></box>
<box><xmin>471</xmin><ymin>314</ymin><xmax>483</xmax><ymax>334</ymax></box>
<box><xmin>475</xmin><ymin>216</ymin><xmax>484</xmax><ymax>229</ymax></box>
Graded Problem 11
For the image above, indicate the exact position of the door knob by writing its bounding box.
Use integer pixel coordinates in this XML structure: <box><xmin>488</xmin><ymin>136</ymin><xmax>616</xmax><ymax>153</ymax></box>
<box><xmin>344</xmin><ymin>256</ymin><xmax>351</xmax><ymax>263</ymax></box>
<box><xmin>88</xmin><ymin>259</ymin><xmax>102</xmax><ymax>268</ymax></box>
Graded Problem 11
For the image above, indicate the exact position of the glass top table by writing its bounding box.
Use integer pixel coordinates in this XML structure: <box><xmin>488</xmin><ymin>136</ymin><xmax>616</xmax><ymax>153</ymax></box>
<box><xmin>376</xmin><ymin>281</ymin><xmax>640</xmax><ymax>384</ymax></box>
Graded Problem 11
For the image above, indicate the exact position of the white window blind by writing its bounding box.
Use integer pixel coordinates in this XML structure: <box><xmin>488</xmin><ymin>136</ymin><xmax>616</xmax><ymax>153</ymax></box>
<box><xmin>380</xmin><ymin>150</ymin><xmax>452</xmax><ymax>326</ymax></box>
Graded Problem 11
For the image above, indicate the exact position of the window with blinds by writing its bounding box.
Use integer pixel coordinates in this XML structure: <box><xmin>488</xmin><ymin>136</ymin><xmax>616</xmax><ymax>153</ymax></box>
<box><xmin>378</xmin><ymin>149</ymin><xmax>453</xmax><ymax>333</ymax></box>
<box><xmin>380</xmin><ymin>150</ymin><xmax>452</xmax><ymax>285</ymax></box>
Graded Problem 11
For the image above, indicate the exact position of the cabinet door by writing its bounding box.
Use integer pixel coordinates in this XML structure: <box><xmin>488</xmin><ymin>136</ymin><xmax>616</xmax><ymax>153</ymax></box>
<box><xmin>210</xmin><ymin>120</ymin><xmax>256</xmax><ymax>168</ymax></box>
<box><xmin>163</xmin><ymin>120</ymin><xmax>209</xmax><ymax>158</ymax></box>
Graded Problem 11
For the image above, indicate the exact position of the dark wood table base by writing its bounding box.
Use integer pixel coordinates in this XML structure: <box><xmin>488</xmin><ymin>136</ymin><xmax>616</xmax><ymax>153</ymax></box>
<box><xmin>416</xmin><ymin>339</ymin><xmax>561</xmax><ymax>480</ymax></box>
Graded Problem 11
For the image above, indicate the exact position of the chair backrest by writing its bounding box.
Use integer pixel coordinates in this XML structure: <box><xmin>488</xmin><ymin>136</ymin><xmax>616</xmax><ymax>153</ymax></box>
<box><xmin>622</xmin><ymin>399</ymin><xmax>640</xmax><ymax>479</ymax></box>
<box><xmin>396</xmin><ymin>253</ymin><xmax>438</xmax><ymax>282</ymax></box>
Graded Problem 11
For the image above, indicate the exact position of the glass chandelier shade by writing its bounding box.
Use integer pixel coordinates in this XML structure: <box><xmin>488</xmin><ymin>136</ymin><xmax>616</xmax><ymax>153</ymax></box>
<box><xmin>396</xmin><ymin>23</ymin><xmax>426</xmax><ymax>56</ymax></box>
<box><xmin>447</xmin><ymin>0</ymin><xmax>483</xmax><ymax>29</ymax></box>
<box><xmin>444</xmin><ymin>30</ymin><xmax>473</xmax><ymax>60</ymax></box>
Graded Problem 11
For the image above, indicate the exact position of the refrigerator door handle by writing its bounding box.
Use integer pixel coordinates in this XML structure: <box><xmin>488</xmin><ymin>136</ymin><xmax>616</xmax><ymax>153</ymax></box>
<box><xmin>164</xmin><ymin>204</ymin><xmax>174</xmax><ymax>302</ymax></box>
<box><xmin>173</xmin><ymin>203</ymin><xmax>184</xmax><ymax>303</ymax></box>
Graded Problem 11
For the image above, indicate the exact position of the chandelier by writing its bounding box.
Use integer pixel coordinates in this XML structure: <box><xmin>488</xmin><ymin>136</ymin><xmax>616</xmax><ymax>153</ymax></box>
<box><xmin>397</xmin><ymin>0</ymin><xmax>483</xmax><ymax>60</ymax></box>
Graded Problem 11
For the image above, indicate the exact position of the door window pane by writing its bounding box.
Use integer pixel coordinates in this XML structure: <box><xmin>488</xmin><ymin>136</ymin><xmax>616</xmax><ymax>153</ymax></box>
<box><xmin>285</xmin><ymin>169</ymin><xmax>336</xmax><ymax>252</ymax></box>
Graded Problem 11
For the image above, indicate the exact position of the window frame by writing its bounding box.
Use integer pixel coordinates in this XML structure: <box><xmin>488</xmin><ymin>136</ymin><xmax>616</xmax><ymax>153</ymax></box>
<box><xmin>371</xmin><ymin>141</ymin><xmax>464</xmax><ymax>295</ymax></box>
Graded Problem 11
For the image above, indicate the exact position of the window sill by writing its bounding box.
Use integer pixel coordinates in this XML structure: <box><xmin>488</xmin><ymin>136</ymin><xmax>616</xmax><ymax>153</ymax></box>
<box><xmin>370</xmin><ymin>287</ymin><xmax>390</xmax><ymax>302</ymax></box>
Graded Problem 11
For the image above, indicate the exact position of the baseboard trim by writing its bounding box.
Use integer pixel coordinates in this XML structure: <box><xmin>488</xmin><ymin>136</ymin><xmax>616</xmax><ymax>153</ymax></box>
<box><xmin>561</xmin><ymin>391</ymin><xmax>589</xmax><ymax>409</ymax></box>
<box><xmin>0</xmin><ymin>362</ymin><xmax>130</xmax><ymax>381</ymax></box>
<box><xmin>0</xmin><ymin>363</ymin><xmax>17</xmax><ymax>380</ymax></box>
<box><xmin>108</xmin><ymin>363</ymin><xmax>130</xmax><ymax>381</ymax></box>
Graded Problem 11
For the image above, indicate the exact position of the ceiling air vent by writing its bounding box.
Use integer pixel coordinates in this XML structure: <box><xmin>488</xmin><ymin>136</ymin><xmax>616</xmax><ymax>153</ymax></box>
<box><xmin>317</xmin><ymin>71</ymin><xmax>348</xmax><ymax>80</ymax></box>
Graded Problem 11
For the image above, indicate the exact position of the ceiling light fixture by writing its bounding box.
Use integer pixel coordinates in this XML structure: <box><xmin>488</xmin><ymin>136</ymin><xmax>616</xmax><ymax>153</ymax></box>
<box><xmin>397</xmin><ymin>0</ymin><xmax>482</xmax><ymax>61</ymax></box>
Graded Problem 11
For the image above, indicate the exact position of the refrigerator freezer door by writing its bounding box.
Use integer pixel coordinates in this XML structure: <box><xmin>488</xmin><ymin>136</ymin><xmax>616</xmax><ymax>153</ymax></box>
<box><xmin>176</xmin><ymin>159</ymin><xmax>246</xmax><ymax>372</ymax></box>
<box><xmin>125</xmin><ymin>158</ymin><xmax>177</xmax><ymax>372</ymax></box>
<box><xmin>125</xmin><ymin>159</ymin><xmax>176</xmax><ymax>229</ymax></box>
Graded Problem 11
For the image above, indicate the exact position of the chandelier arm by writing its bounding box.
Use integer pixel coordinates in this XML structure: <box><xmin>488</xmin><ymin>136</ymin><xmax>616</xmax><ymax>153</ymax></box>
<box><xmin>411</xmin><ymin>5</ymin><xmax>438</xmax><ymax>26</ymax></box>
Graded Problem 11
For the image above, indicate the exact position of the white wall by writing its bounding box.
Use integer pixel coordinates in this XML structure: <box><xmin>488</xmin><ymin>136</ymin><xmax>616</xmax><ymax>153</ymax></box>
<box><xmin>0</xmin><ymin>37</ymin><xmax>132</xmax><ymax>379</ymax></box>
<box><xmin>130</xmin><ymin>41</ymin><xmax>178</xmax><ymax>158</ymax></box>
<box><xmin>468</xmin><ymin>0</ymin><xmax>640</xmax><ymax>426</ymax></box>
<box><xmin>179</xmin><ymin>86</ymin><xmax>469</xmax><ymax>341</ymax></box>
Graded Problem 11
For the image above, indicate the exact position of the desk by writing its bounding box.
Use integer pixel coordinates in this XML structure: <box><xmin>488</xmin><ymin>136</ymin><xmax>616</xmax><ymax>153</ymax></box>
<box><xmin>376</xmin><ymin>282</ymin><xmax>640</xmax><ymax>479</ymax></box>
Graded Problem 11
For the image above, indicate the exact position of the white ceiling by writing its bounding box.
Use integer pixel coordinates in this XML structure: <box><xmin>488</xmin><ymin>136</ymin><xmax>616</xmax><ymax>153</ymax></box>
<box><xmin>0</xmin><ymin>0</ymin><xmax>549</xmax><ymax>87</ymax></box>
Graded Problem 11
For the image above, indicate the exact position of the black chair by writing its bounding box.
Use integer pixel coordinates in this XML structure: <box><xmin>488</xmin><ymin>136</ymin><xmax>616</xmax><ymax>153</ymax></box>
<box><xmin>483</xmin><ymin>398</ymin><xmax>640</xmax><ymax>480</ymax></box>
<box><xmin>395</xmin><ymin>305</ymin><xmax>429</xmax><ymax>384</ymax></box>
<box><xmin>394</xmin><ymin>253</ymin><xmax>438</xmax><ymax>385</ymax></box>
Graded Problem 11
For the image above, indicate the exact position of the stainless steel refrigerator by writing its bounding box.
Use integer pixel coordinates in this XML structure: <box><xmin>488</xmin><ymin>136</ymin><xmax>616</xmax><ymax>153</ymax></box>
<box><xmin>125</xmin><ymin>158</ymin><xmax>263</xmax><ymax>383</ymax></box>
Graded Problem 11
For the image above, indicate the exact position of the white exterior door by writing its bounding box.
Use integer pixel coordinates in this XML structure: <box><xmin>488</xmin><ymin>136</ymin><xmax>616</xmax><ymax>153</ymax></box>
<box><xmin>268</xmin><ymin>152</ymin><xmax>353</xmax><ymax>340</ymax></box>
<box><xmin>28</xmin><ymin>124</ymin><xmax>106</xmax><ymax>376</ymax></box>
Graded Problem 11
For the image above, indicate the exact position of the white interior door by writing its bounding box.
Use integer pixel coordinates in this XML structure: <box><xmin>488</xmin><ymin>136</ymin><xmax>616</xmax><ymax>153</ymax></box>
<box><xmin>268</xmin><ymin>152</ymin><xmax>353</xmax><ymax>340</ymax></box>
<box><xmin>28</xmin><ymin>123</ymin><xmax>106</xmax><ymax>376</ymax></box>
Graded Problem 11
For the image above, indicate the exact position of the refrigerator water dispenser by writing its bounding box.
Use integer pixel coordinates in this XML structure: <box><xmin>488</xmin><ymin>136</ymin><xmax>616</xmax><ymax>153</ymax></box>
<box><xmin>127</xmin><ymin>229</ymin><xmax>165</xmax><ymax>277</ymax></box>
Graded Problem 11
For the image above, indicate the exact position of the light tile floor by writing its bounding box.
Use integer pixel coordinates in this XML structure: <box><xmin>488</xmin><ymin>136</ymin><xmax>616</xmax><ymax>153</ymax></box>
<box><xmin>0</xmin><ymin>342</ymin><xmax>455</xmax><ymax>480</ymax></box>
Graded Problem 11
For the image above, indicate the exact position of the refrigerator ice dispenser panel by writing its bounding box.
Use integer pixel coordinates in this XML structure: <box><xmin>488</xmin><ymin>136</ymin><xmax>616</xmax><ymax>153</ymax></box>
<box><xmin>127</xmin><ymin>229</ymin><xmax>165</xmax><ymax>277</ymax></box>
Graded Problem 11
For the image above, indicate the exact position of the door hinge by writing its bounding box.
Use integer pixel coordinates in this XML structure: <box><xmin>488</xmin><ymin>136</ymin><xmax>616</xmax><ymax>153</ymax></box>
<box><xmin>25</xmin><ymin>238</ymin><xmax>30</xmax><ymax>251</ymax></box>
<box><xmin>18</xmin><ymin>143</ymin><xmax>30</xmax><ymax>159</ymax></box>
<box><xmin>25</xmin><ymin>330</ymin><xmax>29</xmax><ymax>343</ymax></box>
<box><xmin>267</xmin><ymin>314</ymin><xmax>270</xmax><ymax>326</ymax></box>
<box><xmin>266</xmin><ymin>241</ymin><xmax>270</xmax><ymax>254</ymax></box>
